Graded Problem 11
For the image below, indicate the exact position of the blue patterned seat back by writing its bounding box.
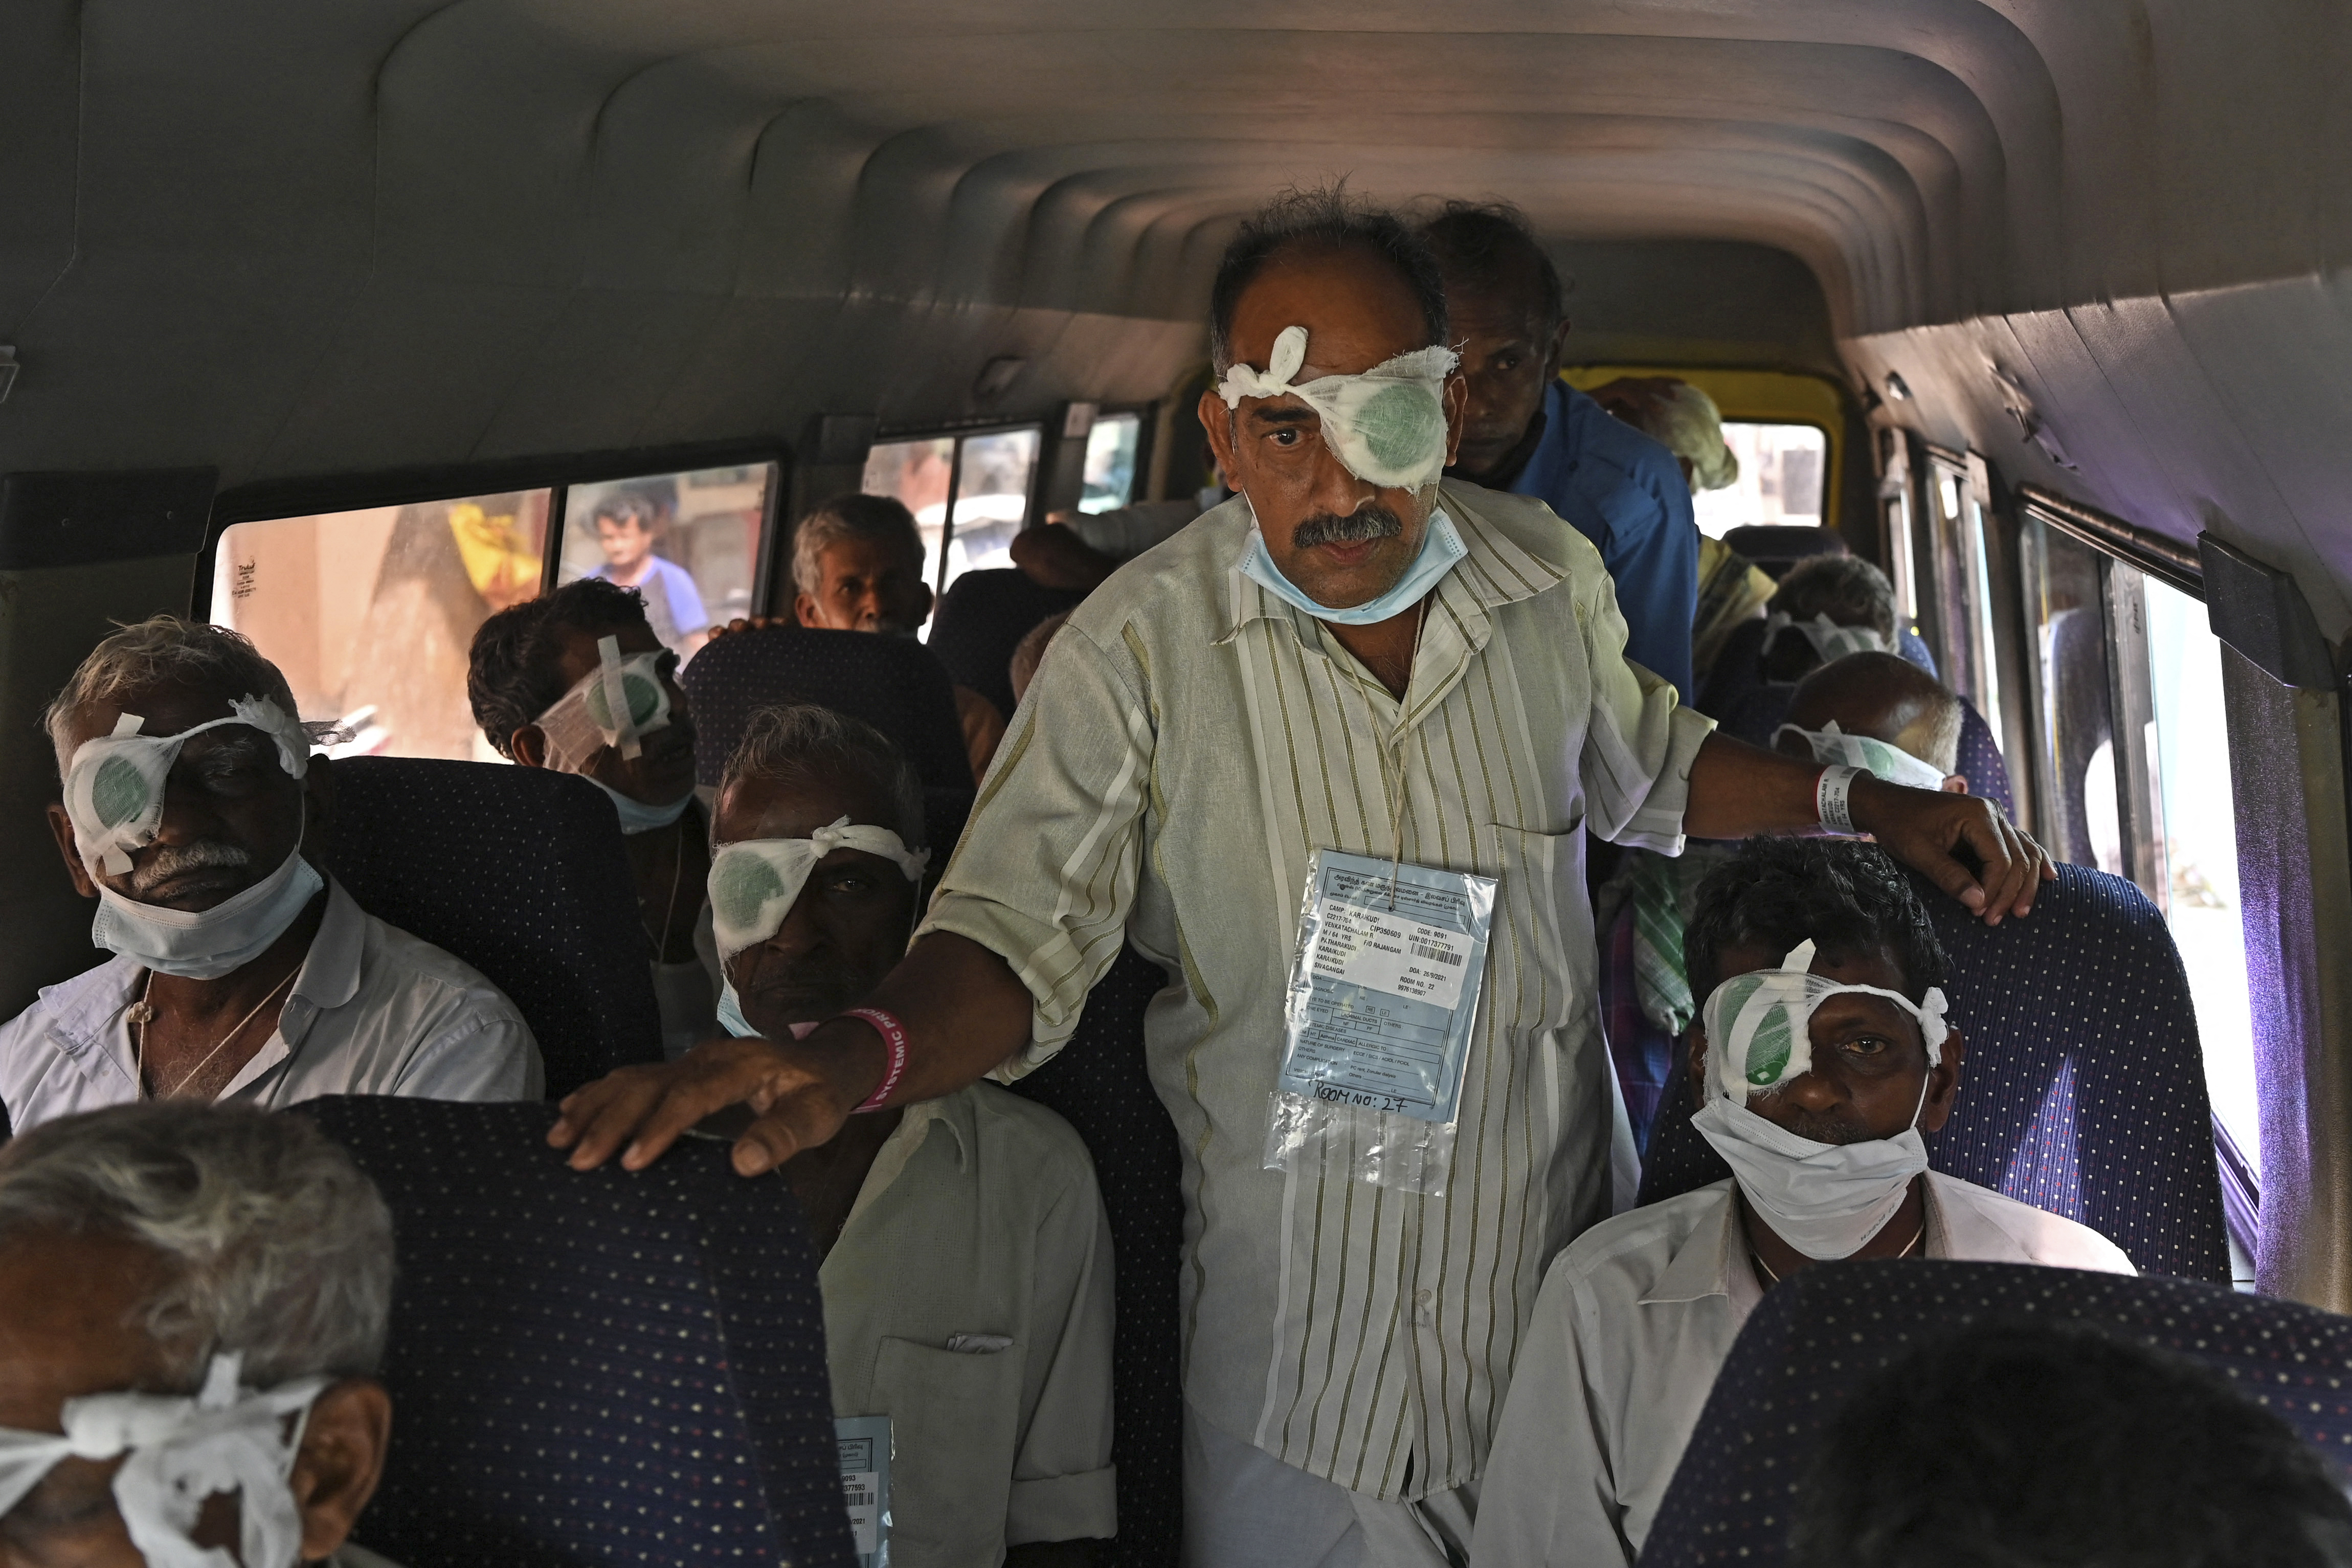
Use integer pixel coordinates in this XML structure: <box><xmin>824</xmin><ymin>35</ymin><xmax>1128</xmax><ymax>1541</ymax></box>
<box><xmin>1635</xmin><ymin>863</ymin><xmax>2229</xmax><ymax>1282</ymax></box>
<box><xmin>322</xmin><ymin>757</ymin><xmax>661</xmax><ymax>1098</ymax></box>
<box><xmin>1641</xmin><ymin>1259</ymin><xmax>2352</xmax><ymax>1567</ymax></box>
<box><xmin>929</xmin><ymin>568</ymin><xmax>1087</xmax><ymax>721</ymax></box>
<box><xmin>682</xmin><ymin>624</ymin><xmax>971</xmax><ymax>793</ymax></box>
<box><xmin>298</xmin><ymin>1096</ymin><xmax>853</xmax><ymax>1568</ymax></box>
<box><xmin>1005</xmin><ymin>946</ymin><xmax>1184</xmax><ymax>1567</ymax></box>
<box><xmin>1955</xmin><ymin>696</ymin><xmax>2015</xmax><ymax>816</ymax></box>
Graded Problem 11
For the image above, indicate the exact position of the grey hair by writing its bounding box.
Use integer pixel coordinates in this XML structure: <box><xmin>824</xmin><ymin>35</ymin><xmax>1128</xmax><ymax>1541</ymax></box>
<box><xmin>1769</xmin><ymin>555</ymin><xmax>1899</xmax><ymax>642</ymax></box>
<box><xmin>0</xmin><ymin>1103</ymin><xmax>394</xmax><ymax>1389</ymax></box>
<box><xmin>42</xmin><ymin>615</ymin><xmax>306</xmax><ymax>774</ymax></box>
<box><xmin>721</xmin><ymin>701</ymin><xmax>927</xmax><ymax>850</ymax></box>
<box><xmin>791</xmin><ymin>494</ymin><xmax>925</xmax><ymax>597</ymax></box>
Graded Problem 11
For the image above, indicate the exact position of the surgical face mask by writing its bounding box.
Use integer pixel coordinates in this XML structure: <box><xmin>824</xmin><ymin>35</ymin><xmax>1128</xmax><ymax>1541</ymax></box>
<box><xmin>1238</xmin><ymin>504</ymin><xmax>1468</xmax><ymax>625</ymax></box>
<box><xmin>534</xmin><ymin>635</ymin><xmax>676</xmax><ymax>773</ymax></box>
<box><xmin>62</xmin><ymin>699</ymin><xmax>311</xmax><ymax>880</ymax></box>
<box><xmin>707</xmin><ymin>816</ymin><xmax>930</xmax><ymax>962</ymax></box>
<box><xmin>1217</xmin><ymin>325</ymin><xmax>1460</xmax><ymax>491</ymax></box>
<box><xmin>1691</xmin><ymin>939</ymin><xmax>1949</xmax><ymax>1260</ymax></box>
<box><xmin>0</xmin><ymin>1351</ymin><xmax>326</xmax><ymax>1568</ymax></box>
<box><xmin>585</xmin><ymin>774</ymin><xmax>695</xmax><ymax>835</ymax></box>
<box><xmin>1763</xmin><ymin>612</ymin><xmax>1892</xmax><ymax>664</ymax></box>
<box><xmin>91</xmin><ymin>816</ymin><xmax>326</xmax><ymax>981</ymax></box>
<box><xmin>1774</xmin><ymin>720</ymin><xmax>1950</xmax><ymax>792</ymax></box>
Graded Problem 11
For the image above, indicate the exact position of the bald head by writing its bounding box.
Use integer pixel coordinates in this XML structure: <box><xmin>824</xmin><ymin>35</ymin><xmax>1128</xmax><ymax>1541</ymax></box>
<box><xmin>1785</xmin><ymin>653</ymin><xmax>1964</xmax><ymax>775</ymax></box>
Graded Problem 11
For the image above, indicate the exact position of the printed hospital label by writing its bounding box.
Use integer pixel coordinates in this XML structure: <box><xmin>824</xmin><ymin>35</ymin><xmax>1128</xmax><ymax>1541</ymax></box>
<box><xmin>836</xmin><ymin>1415</ymin><xmax>892</xmax><ymax>1566</ymax></box>
<box><xmin>1312</xmin><ymin>900</ymin><xmax>1473</xmax><ymax>1011</ymax></box>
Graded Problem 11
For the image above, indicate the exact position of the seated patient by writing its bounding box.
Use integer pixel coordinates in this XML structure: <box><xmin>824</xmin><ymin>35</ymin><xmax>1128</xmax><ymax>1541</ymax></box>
<box><xmin>566</xmin><ymin>701</ymin><xmax>1115</xmax><ymax>1566</ymax></box>
<box><xmin>469</xmin><ymin>578</ymin><xmax>716</xmax><ymax>1057</ymax></box>
<box><xmin>3</xmin><ymin>618</ymin><xmax>541</xmax><ymax>1130</ymax></box>
<box><xmin>0</xmin><ymin>1101</ymin><xmax>399</xmax><ymax>1568</ymax></box>
<box><xmin>1759</xmin><ymin>555</ymin><xmax>1904</xmax><ymax>683</ymax></box>
<box><xmin>1772</xmin><ymin>652</ymin><xmax>1969</xmax><ymax>794</ymax></box>
<box><xmin>1790</xmin><ymin>1319</ymin><xmax>2352</xmax><ymax>1568</ymax></box>
<box><xmin>1471</xmin><ymin>837</ymin><xmax>2132</xmax><ymax>1567</ymax></box>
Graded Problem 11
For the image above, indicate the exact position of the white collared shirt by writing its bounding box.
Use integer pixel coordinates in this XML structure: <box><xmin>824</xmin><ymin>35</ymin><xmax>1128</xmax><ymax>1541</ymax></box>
<box><xmin>924</xmin><ymin>482</ymin><xmax>1713</xmax><ymax>1497</ymax></box>
<box><xmin>1469</xmin><ymin>1174</ymin><xmax>2138</xmax><ymax>1566</ymax></box>
<box><xmin>819</xmin><ymin>1082</ymin><xmax>1117</xmax><ymax>1563</ymax></box>
<box><xmin>0</xmin><ymin>878</ymin><xmax>542</xmax><ymax>1131</ymax></box>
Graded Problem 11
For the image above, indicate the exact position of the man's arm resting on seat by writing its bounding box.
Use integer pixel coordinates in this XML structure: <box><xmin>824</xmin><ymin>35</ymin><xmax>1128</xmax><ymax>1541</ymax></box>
<box><xmin>1681</xmin><ymin>732</ymin><xmax>2054</xmax><ymax>924</ymax></box>
<box><xmin>549</xmin><ymin>930</ymin><xmax>1034</xmax><ymax>1175</ymax></box>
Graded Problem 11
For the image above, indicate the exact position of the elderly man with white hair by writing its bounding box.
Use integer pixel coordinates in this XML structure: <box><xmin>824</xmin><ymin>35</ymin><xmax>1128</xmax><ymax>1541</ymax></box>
<box><xmin>0</xmin><ymin>616</ymin><xmax>541</xmax><ymax>1132</ymax></box>
<box><xmin>0</xmin><ymin>1101</ymin><xmax>401</xmax><ymax>1566</ymax></box>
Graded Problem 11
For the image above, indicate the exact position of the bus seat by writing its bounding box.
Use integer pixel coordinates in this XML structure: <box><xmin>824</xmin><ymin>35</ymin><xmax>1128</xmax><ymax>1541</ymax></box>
<box><xmin>929</xmin><ymin>567</ymin><xmax>1088</xmax><ymax>722</ymax></box>
<box><xmin>1696</xmin><ymin>619</ymin><xmax>1943</xmax><ymax>735</ymax></box>
<box><xmin>1004</xmin><ymin>945</ymin><xmax>1184</xmax><ymax>1567</ymax></box>
<box><xmin>1639</xmin><ymin>1259</ymin><xmax>2352</xmax><ymax>1567</ymax></box>
<box><xmin>297</xmin><ymin>1095</ymin><xmax>853</xmax><ymax>1568</ymax></box>
<box><xmin>1634</xmin><ymin>863</ymin><xmax>2231</xmax><ymax>1283</ymax></box>
<box><xmin>321</xmin><ymin>757</ymin><xmax>663</xmax><ymax>1099</ymax></box>
<box><xmin>1721</xmin><ymin>525</ymin><xmax>1847</xmax><ymax>581</ymax></box>
<box><xmin>1955</xmin><ymin>698</ymin><xmax>2016</xmax><ymax>816</ymax></box>
<box><xmin>683</xmin><ymin>624</ymin><xmax>972</xmax><ymax>794</ymax></box>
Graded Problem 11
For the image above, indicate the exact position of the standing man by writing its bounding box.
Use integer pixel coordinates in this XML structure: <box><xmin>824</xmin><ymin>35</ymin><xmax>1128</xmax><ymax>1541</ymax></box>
<box><xmin>1420</xmin><ymin>202</ymin><xmax>1699</xmax><ymax>700</ymax></box>
<box><xmin>588</xmin><ymin>485</ymin><xmax>710</xmax><ymax>661</ymax></box>
<box><xmin>552</xmin><ymin>190</ymin><xmax>2049</xmax><ymax>1567</ymax></box>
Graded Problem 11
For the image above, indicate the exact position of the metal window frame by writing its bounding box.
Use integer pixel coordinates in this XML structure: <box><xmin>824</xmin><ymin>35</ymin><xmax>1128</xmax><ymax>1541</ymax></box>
<box><xmin>865</xmin><ymin>418</ymin><xmax>1048</xmax><ymax>598</ymax></box>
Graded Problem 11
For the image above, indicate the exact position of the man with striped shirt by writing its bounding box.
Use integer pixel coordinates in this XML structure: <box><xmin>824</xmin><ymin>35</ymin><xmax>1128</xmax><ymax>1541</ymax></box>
<box><xmin>553</xmin><ymin>189</ymin><xmax>2052</xmax><ymax>1567</ymax></box>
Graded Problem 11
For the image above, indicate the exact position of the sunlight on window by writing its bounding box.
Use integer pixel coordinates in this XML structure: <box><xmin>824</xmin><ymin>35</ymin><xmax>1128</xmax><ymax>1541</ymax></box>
<box><xmin>1690</xmin><ymin>423</ymin><xmax>1827</xmax><ymax>537</ymax></box>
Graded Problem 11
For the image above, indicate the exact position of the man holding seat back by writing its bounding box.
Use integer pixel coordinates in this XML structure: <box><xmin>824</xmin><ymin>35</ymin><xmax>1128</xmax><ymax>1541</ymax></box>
<box><xmin>0</xmin><ymin>1101</ymin><xmax>400</xmax><ymax>1567</ymax></box>
<box><xmin>552</xmin><ymin>188</ymin><xmax>2051</xmax><ymax>1567</ymax></box>
<box><xmin>661</xmin><ymin>701</ymin><xmax>1114</xmax><ymax>1566</ymax></box>
<box><xmin>1471</xmin><ymin>837</ymin><xmax>2130</xmax><ymax>1567</ymax></box>
<box><xmin>1</xmin><ymin>618</ymin><xmax>542</xmax><ymax>1131</ymax></box>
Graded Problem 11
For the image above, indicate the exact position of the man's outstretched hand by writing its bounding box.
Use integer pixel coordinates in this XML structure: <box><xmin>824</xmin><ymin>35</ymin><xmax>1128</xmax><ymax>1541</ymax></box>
<box><xmin>547</xmin><ymin>1028</ymin><xmax>884</xmax><ymax>1177</ymax></box>
<box><xmin>1851</xmin><ymin>773</ymin><xmax>2056</xmax><ymax>924</ymax></box>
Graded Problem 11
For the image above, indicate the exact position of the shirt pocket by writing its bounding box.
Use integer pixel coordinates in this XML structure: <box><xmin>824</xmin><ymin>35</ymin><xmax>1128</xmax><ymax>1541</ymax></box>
<box><xmin>868</xmin><ymin>1334</ymin><xmax>1026</xmax><ymax>1559</ymax></box>
<box><xmin>1481</xmin><ymin>822</ymin><xmax>1591</xmax><ymax>1038</ymax></box>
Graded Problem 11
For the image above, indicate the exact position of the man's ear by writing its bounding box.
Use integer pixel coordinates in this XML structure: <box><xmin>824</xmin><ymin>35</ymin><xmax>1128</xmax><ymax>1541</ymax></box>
<box><xmin>45</xmin><ymin>802</ymin><xmax>98</xmax><ymax>899</ymax></box>
<box><xmin>1547</xmin><ymin>315</ymin><xmax>1575</xmax><ymax>376</ymax></box>
<box><xmin>508</xmin><ymin>725</ymin><xmax>551</xmax><ymax>770</ymax></box>
<box><xmin>794</xmin><ymin>592</ymin><xmax>822</xmax><ymax>630</ymax></box>
<box><xmin>1199</xmin><ymin>389</ymin><xmax>1239</xmax><ymax>487</ymax></box>
<box><xmin>1940</xmin><ymin>774</ymin><xmax>1969</xmax><ymax>794</ymax></box>
<box><xmin>1685</xmin><ymin>1024</ymin><xmax>1711</xmax><ymax>1100</ymax></box>
<box><xmin>1441</xmin><ymin>374</ymin><xmax>1468</xmax><ymax>467</ymax></box>
<box><xmin>1918</xmin><ymin>1026</ymin><xmax>1966</xmax><ymax>1134</ymax></box>
<box><xmin>290</xmin><ymin>1378</ymin><xmax>392</xmax><ymax>1562</ymax></box>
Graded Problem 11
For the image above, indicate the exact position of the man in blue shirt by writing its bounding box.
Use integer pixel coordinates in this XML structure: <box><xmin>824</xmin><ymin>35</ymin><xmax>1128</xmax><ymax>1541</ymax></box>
<box><xmin>587</xmin><ymin>484</ymin><xmax>710</xmax><ymax>660</ymax></box>
<box><xmin>1421</xmin><ymin>204</ymin><xmax>1698</xmax><ymax>699</ymax></box>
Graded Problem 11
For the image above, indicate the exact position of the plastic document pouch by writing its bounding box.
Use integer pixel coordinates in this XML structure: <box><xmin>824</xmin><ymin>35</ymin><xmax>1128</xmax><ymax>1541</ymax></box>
<box><xmin>836</xmin><ymin>1415</ymin><xmax>892</xmax><ymax>1567</ymax></box>
<box><xmin>1265</xmin><ymin>848</ymin><xmax>1496</xmax><ymax>1196</ymax></box>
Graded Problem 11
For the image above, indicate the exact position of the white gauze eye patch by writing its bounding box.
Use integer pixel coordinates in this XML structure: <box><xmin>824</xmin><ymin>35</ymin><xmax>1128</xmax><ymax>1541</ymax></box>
<box><xmin>1764</xmin><ymin>612</ymin><xmax>1893</xmax><ymax>663</ymax></box>
<box><xmin>0</xmin><ymin>1352</ymin><xmax>327</xmax><ymax>1568</ymax></box>
<box><xmin>1217</xmin><ymin>325</ymin><xmax>1460</xmax><ymax>491</ymax></box>
<box><xmin>62</xmin><ymin>698</ymin><xmax>311</xmax><ymax>879</ymax></box>
<box><xmin>1775</xmin><ymin>720</ymin><xmax>1950</xmax><ymax>792</ymax></box>
<box><xmin>535</xmin><ymin>635</ymin><xmax>672</xmax><ymax>771</ymax></box>
<box><xmin>1700</xmin><ymin>939</ymin><xmax>1948</xmax><ymax>1105</ymax></box>
<box><xmin>707</xmin><ymin>816</ymin><xmax>930</xmax><ymax>960</ymax></box>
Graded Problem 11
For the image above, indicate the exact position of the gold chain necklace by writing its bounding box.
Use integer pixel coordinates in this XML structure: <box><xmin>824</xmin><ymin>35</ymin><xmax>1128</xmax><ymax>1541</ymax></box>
<box><xmin>130</xmin><ymin>965</ymin><xmax>301</xmax><ymax>1101</ymax></box>
<box><xmin>1751</xmin><ymin>1219</ymin><xmax>1925</xmax><ymax>1287</ymax></box>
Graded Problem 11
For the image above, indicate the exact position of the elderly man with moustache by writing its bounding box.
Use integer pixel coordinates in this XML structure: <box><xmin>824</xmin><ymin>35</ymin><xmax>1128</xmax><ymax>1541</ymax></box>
<box><xmin>551</xmin><ymin>188</ymin><xmax>2051</xmax><ymax>1568</ymax></box>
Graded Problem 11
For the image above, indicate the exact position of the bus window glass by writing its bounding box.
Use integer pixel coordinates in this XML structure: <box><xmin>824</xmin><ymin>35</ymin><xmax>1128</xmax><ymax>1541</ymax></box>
<box><xmin>558</xmin><ymin>463</ymin><xmax>775</xmax><ymax>664</ymax></box>
<box><xmin>2023</xmin><ymin>521</ymin><xmax>2115</xmax><ymax>871</ymax></box>
<box><xmin>211</xmin><ymin>491</ymin><xmax>551</xmax><ymax>761</ymax></box>
<box><xmin>1080</xmin><ymin>412</ymin><xmax>1142</xmax><ymax>513</ymax></box>
<box><xmin>2143</xmin><ymin>575</ymin><xmax>2259</xmax><ymax>1165</ymax></box>
<box><xmin>1964</xmin><ymin>493</ymin><xmax>2003</xmax><ymax>726</ymax></box>
<box><xmin>863</xmin><ymin>437</ymin><xmax>959</xmax><ymax>594</ymax></box>
<box><xmin>939</xmin><ymin>427</ymin><xmax>1041</xmax><ymax>592</ymax></box>
<box><xmin>1690</xmin><ymin>422</ymin><xmax>1827</xmax><ymax>537</ymax></box>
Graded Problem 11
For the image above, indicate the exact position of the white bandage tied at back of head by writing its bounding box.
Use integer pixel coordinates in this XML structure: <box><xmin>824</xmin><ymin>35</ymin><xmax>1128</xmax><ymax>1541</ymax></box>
<box><xmin>1216</xmin><ymin>325</ymin><xmax>1460</xmax><ymax>491</ymax></box>
<box><xmin>62</xmin><ymin>698</ymin><xmax>311</xmax><ymax>879</ymax></box>
<box><xmin>0</xmin><ymin>1352</ymin><xmax>327</xmax><ymax>1568</ymax></box>
<box><xmin>1763</xmin><ymin>612</ymin><xmax>1893</xmax><ymax>663</ymax></box>
<box><xmin>707</xmin><ymin>816</ymin><xmax>929</xmax><ymax>960</ymax></box>
<box><xmin>1776</xmin><ymin>720</ymin><xmax>1950</xmax><ymax>792</ymax></box>
<box><xmin>534</xmin><ymin>635</ymin><xmax>673</xmax><ymax>771</ymax></box>
<box><xmin>1699</xmin><ymin>939</ymin><xmax>1948</xmax><ymax>1106</ymax></box>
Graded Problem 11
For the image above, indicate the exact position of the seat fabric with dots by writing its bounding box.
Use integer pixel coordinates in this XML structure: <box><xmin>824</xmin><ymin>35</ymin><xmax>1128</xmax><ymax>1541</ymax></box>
<box><xmin>1637</xmin><ymin>863</ymin><xmax>2230</xmax><ymax>1282</ymax></box>
<box><xmin>300</xmin><ymin>1096</ymin><xmax>854</xmax><ymax>1568</ymax></box>
<box><xmin>928</xmin><ymin>568</ymin><xmax>1087</xmax><ymax>722</ymax></box>
<box><xmin>321</xmin><ymin>757</ymin><xmax>663</xmax><ymax>1099</ymax></box>
<box><xmin>682</xmin><ymin>624</ymin><xmax>971</xmax><ymax>794</ymax></box>
<box><xmin>1641</xmin><ymin>1259</ymin><xmax>2352</xmax><ymax>1566</ymax></box>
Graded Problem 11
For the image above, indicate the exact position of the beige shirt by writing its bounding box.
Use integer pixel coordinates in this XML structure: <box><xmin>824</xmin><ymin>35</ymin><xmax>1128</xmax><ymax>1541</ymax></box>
<box><xmin>0</xmin><ymin>878</ymin><xmax>543</xmax><ymax>1131</ymax></box>
<box><xmin>1469</xmin><ymin>1173</ymin><xmax>2139</xmax><ymax>1566</ymax></box>
<box><xmin>821</xmin><ymin>1083</ymin><xmax>1117</xmax><ymax>1562</ymax></box>
<box><xmin>924</xmin><ymin>482</ymin><xmax>1714</xmax><ymax>1499</ymax></box>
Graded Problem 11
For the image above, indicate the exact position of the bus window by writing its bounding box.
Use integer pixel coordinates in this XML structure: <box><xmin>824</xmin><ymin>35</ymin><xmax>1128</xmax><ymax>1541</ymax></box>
<box><xmin>211</xmin><ymin>490</ymin><xmax>552</xmax><ymax>761</ymax></box>
<box><xmin>2021</xmin><ymin>519</ymin><xmax>2115</xmax><ymax>871</ymax></box>
<box><xmin>1080</xmin><ymin>412</ymin><xmax>1143</xmax><ymax>513</ymax></box>
<box><xmin>862</xmin><ymin>426</ymin><xmax>1043</xmax><ymax>603</ymax></box>
<box><xmin>862</xmin><ymin>436</ymin><xmax>957</xmax><ymax>597</ymax></box>
<box><xmin>557</xmin><ymin>463</ymin><xmax>776</xmax><ymax>664</ymax></box>
<box><xmin>1924</xmin><ymin>456</ymin><xmax>2003</xmax><ymax>725</ymax></box>
<box><xmin>1690</xmin><ymin>422</ymin><xmax>1827</xmax><ymax>537</ymax></box>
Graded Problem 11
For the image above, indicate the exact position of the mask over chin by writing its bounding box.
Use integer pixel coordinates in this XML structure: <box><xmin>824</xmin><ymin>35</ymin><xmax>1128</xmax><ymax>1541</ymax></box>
<box><xmin>1236</xmin><ymin>502</ymin><xmax>1468</xmax><ymax>626</ymax></box>
<box><xmin>1690</xmin><ymin>939</ymin><xmax>1950</xmax><ymax>1260</ymax></box>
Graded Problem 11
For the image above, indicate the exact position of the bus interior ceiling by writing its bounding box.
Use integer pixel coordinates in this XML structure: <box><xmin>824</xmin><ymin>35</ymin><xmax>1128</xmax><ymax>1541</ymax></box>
<box><xmin>5</xmin><ymin>3</ymin><xmax>2352</xmax><ymax>1296</ymax></box>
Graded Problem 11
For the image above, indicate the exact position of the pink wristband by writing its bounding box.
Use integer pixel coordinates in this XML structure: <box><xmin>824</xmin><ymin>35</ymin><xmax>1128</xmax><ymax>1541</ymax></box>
<box><xmin>838</xmin><ymin>1006</ymin><xmax>911</xmax><ymax>1113</ymax></box>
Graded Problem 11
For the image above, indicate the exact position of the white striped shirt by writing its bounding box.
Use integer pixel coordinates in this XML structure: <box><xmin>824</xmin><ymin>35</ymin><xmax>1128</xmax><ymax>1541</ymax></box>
<box><xmin>923</xmin><ymin>481</ymin><xmax>1713</xmax><ymax>1498</ymax></box>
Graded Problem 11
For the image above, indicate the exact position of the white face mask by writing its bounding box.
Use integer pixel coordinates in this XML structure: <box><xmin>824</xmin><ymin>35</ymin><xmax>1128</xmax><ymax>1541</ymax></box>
<box><xmin>585</xmin><ymin>775</ymin><xmax>695</xmax><ymax>835</ymax></box>
<box><xmin>706</xmin><ymin>816</ymin><xmax>929</xmax><ymax>962</ymax></box>
<box><xmin>0</xmin><ymin>1351</ymin><xmax>326</xmax><ymax>1568</ymax></box>
<box><xmin>61</xmin><ymin>700</ymin><xmax>311</xmax><ymax>879</ymax></box>
<box><xmin>1763</xmin><ymin>611</ymin><xmax>1892</xmax><ymax>665</ymax></box>
<box><xmin>90</xmin><ymin>825</ymin><xmax>325</xmax><ymax>982</ymax></box>
<box><xmin>1775</xmin><ymin>720</ymin><xmax>1950</xmax><ymax>792</ymax></box>
<box><xmin>1217</xmin><ymin>325</ymin><xmax>1460</xmax><ymax>491</ymax></box>
<box><xmin>1692</xmin><ymin>939</ymin><xmax>1950</xmax><ymax>1260</ymax></box>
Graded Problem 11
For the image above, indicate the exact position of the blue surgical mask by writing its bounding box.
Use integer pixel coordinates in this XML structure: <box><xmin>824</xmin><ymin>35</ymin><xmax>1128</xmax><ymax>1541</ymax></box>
<box><xmin>1237</xmin><ymin>506</ymin><xmax>1467</xmax><ymax>626</ymax></box>
<box><xmin>587</xmin><ymin>776</ymin><xmax>695</xmax><ymax>835</ymax></box>
<box><xmin>715</xmin><ymin>980</ymin><xmax>759</xmax><ymax>1038</ymax></box>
